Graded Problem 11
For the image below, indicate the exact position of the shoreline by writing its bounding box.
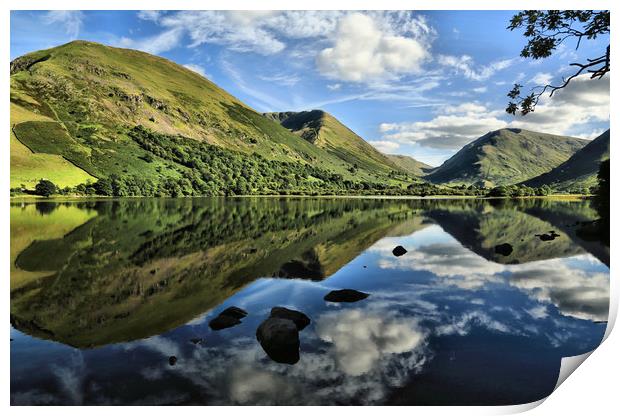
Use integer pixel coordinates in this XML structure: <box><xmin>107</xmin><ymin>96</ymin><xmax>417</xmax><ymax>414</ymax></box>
<box><xmin>9</xmin><ymin>194</ymin><xmax>591</xmax><ymax>202</ymax></box>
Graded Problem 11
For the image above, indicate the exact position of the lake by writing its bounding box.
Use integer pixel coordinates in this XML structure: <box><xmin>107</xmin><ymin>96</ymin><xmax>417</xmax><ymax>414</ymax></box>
<box><xmin>10</xmin><ymin>197</ymin><xmax>609</xmax><ymax>405</ymax></box>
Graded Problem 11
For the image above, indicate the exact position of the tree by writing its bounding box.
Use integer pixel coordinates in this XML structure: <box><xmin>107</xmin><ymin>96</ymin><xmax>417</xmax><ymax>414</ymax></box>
<box><xmin>506</xmin><ymin>10</ymin><xmax>610</xmax><ymax>115</ymax></box>
<box><xmin>34</xmin><ymin>179</ymin><xmax>56</xmax><ymax>197</ymax></box>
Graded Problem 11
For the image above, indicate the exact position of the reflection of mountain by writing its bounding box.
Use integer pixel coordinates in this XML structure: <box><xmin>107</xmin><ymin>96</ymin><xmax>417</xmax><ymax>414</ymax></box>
<box><xmin>11</xmin><ymin>197</ymin><xmax>607</xmax><ymax>349</ymax></box>
<box><xmin>10</xmin><ymin>198</ymin><xmax>424</xmax><ymax>348</ymax></box>
<box><xmin>423</xmin><ymin>199</ymin><xmax>602</xmax><ymax>264</ymax></box>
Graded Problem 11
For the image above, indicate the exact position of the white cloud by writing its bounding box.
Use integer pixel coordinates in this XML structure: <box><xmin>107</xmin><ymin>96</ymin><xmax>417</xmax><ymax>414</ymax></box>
<box><xmin>379</xmin><ymin>102</ymin><xmax>507</xmax><ymax>150</ymax></box>
<box><xmin>258</xmin><ymin>73</ymin><xmax>300</xmax><ymax>87</ymax></box>
<box><xmin>472</xmin><ymin>86</ymin><xmax>487</xmax><ymax>93</ymax></box>
<box><xmin>119</xmin><ymin>28</ymin><xmax>184</xmax><ymax>54</ymax></box>
<box><xmin>42</xmin><ymin>11</ymin><xmax>83</xmax><ymax>39</ymax></box>
<box><xmin>316</xmin><ymin>13</ymin><xmax>430</xmax><ymax>82</ymax></box>
<box><xmin>326</xmin><ymin>83</ymin><xmax>342</xmax><ymax>91</ymax></box>
<box><xmin>438</xmin><ymin>55</ymin><xmax>515</xmax><ymax>81</ymax></box>
<box><xmin>183</xmin><ymin>64</ymin><xmax>207</xmax><ymax>77</ymax></box>
<box><xmin>137</xmin><ymin>10</ymin><xmax>162</xmax><ymax>23</ymax></box>
<box><xmin>509</xmin><ymin>74</ymin><xmax>609</xmax><ymax>137</ymax></box>
<box><xmin>532</xmin><ymin>72</ymin><xmax>553</xmax><ymax>85</ymax></box>
<box><xmin>369</xmin><ymin>140</ymin><xmax>401</xmax><ymax>153</ymax></box>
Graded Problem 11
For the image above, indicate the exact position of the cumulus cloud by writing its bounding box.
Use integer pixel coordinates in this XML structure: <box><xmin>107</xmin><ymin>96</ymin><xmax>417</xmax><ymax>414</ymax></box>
<box><xmin>378</xmin><ymin>102</ymin><xmax>508</xmax><ymax>150</ymax></box>
<box><xmin>42</xmin><ymin>11</ymin><xmax>83</xmax><ymax>39</ymax></box>
<box><xmin>377</xmin><ymin>73</ymin><xmax>609</xmax><ymax>151</ymax></box>
<box><xmin>369</xmin><ymin>140</ymin><xmax>401</xmax><ymax>153</ymax></box>
<box><xmin>316</xmin><ymin>13</ymin><xmax>431</xmax><ymax>82</ymax></box>
<box><xmin>509</xmin><ymin>74</ymin><xmax>610</xmax><ymax>136</ymax></box>
<box><xmin>532</xmin><ymin>72</ymin><xmax>553</xmax><ymax>85</ymax></box>
<box><xmin>438</xmin><ymin>55</ymin><xmax>515</xmax><ymax>81</ymax></box>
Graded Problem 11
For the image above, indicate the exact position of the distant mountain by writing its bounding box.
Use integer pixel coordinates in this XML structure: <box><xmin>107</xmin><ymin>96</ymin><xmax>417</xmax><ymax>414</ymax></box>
<box><xmin>425</xmin><ymin>128</ymin><xmax>589</xmax><ymax>186</ymax></box>
<box><xmin>522</xmin><ymin>130</ymin><xmax>610</xmax><ymax>191</ymax></box>
<box><xmin>10</xmin><ymin>41</ymin><xmax>409</xmax><ymax>193</ymax></box>
<box><xmin>386</xmin><ymin>154</ymin><xmax>433</xmax><ymax>176</ymax></box>
<box><xmin>264</xmin><ymin>110</ymin><xmax>416</xmax><ymax>177</ymax></box>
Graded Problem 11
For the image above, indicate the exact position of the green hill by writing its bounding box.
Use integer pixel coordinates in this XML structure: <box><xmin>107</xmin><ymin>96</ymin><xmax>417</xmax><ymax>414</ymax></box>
<box><xmin>10</xmin><ymin>41</ymin><xmax>409</xmax><ymax>193</ymax></box>
<box><xmin>424</xmin><ymin>128</ymin><xmax>588</xmax><ymax>186</ymax></box>
<box><xmin>264</xmin><ymin>110</ymin><xmax>417</xmax><ymax>178</ymax></box>
<box><xmin>522</xmin><ymin>130</ymin><xmax>610</xmax><ymax>192</ymax></box>
<box><xmin>386</xmin><ymin>154</ymin><xmax>433</xmax><ymax>176</ymax></box>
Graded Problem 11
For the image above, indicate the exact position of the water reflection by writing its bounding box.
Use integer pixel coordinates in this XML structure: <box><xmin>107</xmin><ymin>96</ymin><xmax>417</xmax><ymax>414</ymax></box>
<box><xmin>10</xmin><ymin>197</ymin><xmax>609</xmax><ymax>405</ymax></box>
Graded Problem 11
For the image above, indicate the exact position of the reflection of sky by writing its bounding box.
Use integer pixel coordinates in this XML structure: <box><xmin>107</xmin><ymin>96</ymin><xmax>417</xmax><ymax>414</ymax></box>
<box><xmin>11</xmin><ymin>224</ymin><xmax>608</xmax><ymax>405</ymax></box>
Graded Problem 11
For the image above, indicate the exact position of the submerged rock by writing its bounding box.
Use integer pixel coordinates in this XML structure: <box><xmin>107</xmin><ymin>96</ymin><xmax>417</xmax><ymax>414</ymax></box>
<box><xmin>270</xmin><ymin>307</ymin><xmax>311</xmax><ymax>330</ymax></box>
<box><xmin>256</xmin><ymin>317</ymin><xmax>300</xmax><ymax>365</ymax></box>
<box><xmin>392</xmin><ymin>246</ymin><xmax>408</xmax><ymax>257</ymax></box>
<box><xmin>220</xmin><ymin>306</ymin><xmax>248</xmax><ymax>319</ymax></box>
<box><xmin>494</xmin><ymin>243</ymin><xmax>513</xmax><ymax>256</ymax></box>
<box><xmin>189</xmin><ymin>338</ymin><xmax>202</xmax><ymax>344</ymax></box>
<box><xmin>209</xmin><ymin>306</ymin><xmax>248</xmax><ymax>330</ymax></box>
<box><xmin>324</xmin><ymin>289</ymin><xmax>369</xmax><ymax>303</ymax></box>
<box><xmin>168</xmin><ymin>356</ymin><xmax>177</xmax><ymax>366</ymax></box>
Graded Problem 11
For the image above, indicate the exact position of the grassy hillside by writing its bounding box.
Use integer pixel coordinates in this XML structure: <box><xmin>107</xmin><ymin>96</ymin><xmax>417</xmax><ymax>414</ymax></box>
<box><xmin>10</xmin><ymin>41</ymin><xmax>409</xmax><ymax>193</ymax></box>
<box><xmin>386</xmin><ymin>154</ymin><xmax>433</xmax><ymax>176</ymax></box>
<box><xmin>264</xmin><ymin>110</ymin><xmax>417</xmax><ymax>179</ymax></box>
<box><xmin>522</xmin><ymin>130</ymin><xmax>610</xmax><ymax>192</ymax></box>
<box><xmin>425</xmin><ymin>128</ymin><xmax>588</xmax><ymax>186</ymax></box>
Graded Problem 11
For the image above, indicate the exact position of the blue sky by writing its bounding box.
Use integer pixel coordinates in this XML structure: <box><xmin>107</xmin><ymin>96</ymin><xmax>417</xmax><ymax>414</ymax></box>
<box><xmin>11</xmin><ymin>10</ymin><xmax>610</xmax><ymax>166</ymax></box>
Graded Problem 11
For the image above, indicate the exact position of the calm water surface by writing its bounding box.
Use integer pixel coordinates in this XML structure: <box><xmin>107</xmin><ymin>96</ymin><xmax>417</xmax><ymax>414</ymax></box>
<box><xmin>10</xmin><ymin>197</ymin><xmax>609</xmax><ymax>405</ymax></box>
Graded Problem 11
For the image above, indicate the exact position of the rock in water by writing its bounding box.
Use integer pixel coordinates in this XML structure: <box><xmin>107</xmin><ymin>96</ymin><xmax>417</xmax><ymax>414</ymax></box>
<box><xmin>392</xmin><ymin>246</ymin><xmax>407</xmax><ymax>257</ymax></box>
<box><xmin>535</xmin><ymin>233</ymin><xmax>557</xmax><ymax>241</ymax></box>
<box><xmin>324</xmin><ymin>289</ymin><xmax>369</xmax><ymax>303</ymax></box>
<box><xmin>256</xmin><ymin>317</ymin><xmax>300</xmax><ymax>364</ymax></box>
<box><xmin>168</xmin><ymin>356</ymin><xmax>177</xmax><ymax>366</ymax></box>
<box><xmin>494</xmin><ymin>243</ymin><xmax>513</xmax><ymax>256</ymax></box>
<box><xmin>208</xmin><ymin>306</ymin><xmax>248</xmax><ymax>330</ymax></box>
<box><xmin>270</xmin><ymin>307</ymin><xmax>311</xmax><ymax>330</ymax></box>
<box><xmin>219</xmin><ymin>306</ymin><xmax>248</xmax><ymax>319</ymax></box>
<box><xmin>209</xmin><ymin>314</ymin><xmax>241</xmax><ymax>331</ymax></box>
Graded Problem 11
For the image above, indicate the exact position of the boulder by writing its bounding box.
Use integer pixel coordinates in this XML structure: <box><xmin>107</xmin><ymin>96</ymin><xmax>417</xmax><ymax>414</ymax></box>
<box><xmin>324</xmin><ymin>289</ymin><xmax>369</xmax><ymax>303</ymax></box>
<box><xmin>494</xmin><ymin>243</ymin><xmax>513</xmax><ymax>256</ymax></box>
<box><xmin>270</xmin><ymin>307</ymin><xmax>311</xmax><ymax>330</ymax></box>
<box><xmin>256</xmin><ymin>317</ymin><xmax>300</xmax><ymax>364</ymax></box>
<box><xmin>392</xmin><ymin>246</ymin><xmax>408</xmax><ymax>257</ymax></box>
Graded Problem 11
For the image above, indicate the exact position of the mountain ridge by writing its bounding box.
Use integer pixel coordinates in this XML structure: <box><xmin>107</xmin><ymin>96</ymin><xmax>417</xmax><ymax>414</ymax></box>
<box><xmin>522</xmin><ymin>129</ymin><xmax>610</xmax><ymax>191</ymax></box>
<box><xmin>424</xmin><ymin>128</ymin><xmax>589</xmax><ymax>187</ymax></box>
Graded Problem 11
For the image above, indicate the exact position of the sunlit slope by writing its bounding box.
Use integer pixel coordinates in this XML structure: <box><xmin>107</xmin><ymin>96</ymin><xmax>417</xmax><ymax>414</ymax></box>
<box><xmin>10</xmin><ymin>41</ymin><xmax>403</xmax><ymax>188</ymax></box>
<box><xmin>523</xmin><ymin>130</ymin><xmax>610</xmax><ymax>191</ymax></box>
<box><xmin>425</xmin><ymin>129</ymin><xmax>588</xmax><ymax>186</ymax></box>
<box><xmin>265</xmin><ymin>110</ymin><xmax>422</xmax><ymax>179</ymax></box>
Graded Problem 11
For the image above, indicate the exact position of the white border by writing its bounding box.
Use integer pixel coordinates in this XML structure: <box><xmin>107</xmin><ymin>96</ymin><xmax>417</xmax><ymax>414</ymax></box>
<box><xmin>3</xmin><ymin>1</ymin><xmax>617</xmax><ymax>414</ymax></box>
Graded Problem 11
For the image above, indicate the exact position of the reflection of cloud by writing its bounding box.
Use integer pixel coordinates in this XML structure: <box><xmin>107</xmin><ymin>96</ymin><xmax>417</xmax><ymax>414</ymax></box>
<box><xmin>51</xmin><ymin>351</ymin><xmax>85</xmax><ymax>405</ymax></box>
<box><xmin>509</xmin><ymin>265</ymin><xmax>609</xmax><ymax>321</ymax></box>
<box><xmin>315</xmin><ymin>309</ymin><xmax>426</xmax><ymax>376</ymax></box>
<box><xmin>378</xmin><ymin>242</ymin><xmax>504</xmax><ymax>290</ymax></box>
<box><xmin>373</xmin><ymin>231</ymin><xmax>609</xmax><ymax>322</ymax></box>
<box><xmin>435</xmin><ymin>311</ymin><xmax>510</xmax><ymax>336</ymax></box>
<box><xmin>228</xmin><ymin>366</ymin><xmax>298</xmax><ymax>404</ymax></box>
